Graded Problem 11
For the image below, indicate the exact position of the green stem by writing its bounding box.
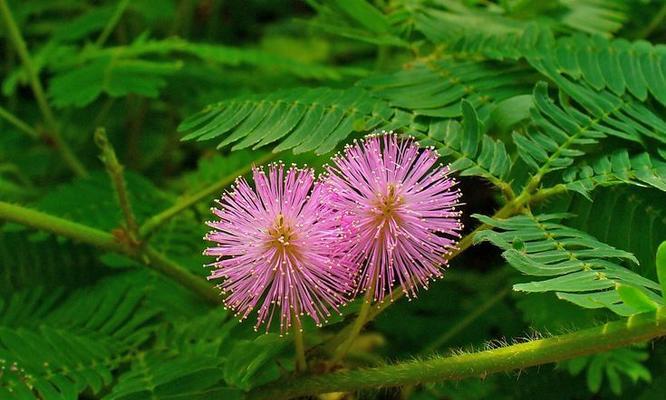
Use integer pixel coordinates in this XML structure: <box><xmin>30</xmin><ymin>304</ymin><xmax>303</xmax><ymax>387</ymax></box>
<box><xmin>142</xmin><ymin>246</ymin><xmax>221</xmax><ymax>305</ymax></box>
<box><xmin>95</xmin><ymin>128</ymin><xmax>139</xmax><ymax>241</ymax></box>
<box><xmin>0</xmin><ymin>201</ymin><xmax>128</xmax><ymax>253</ymax></box>
<box><xmin>248</xmin><ymin>308</ymin><xmax>666</xmax><ymax>400</ymax></box>
<box><xmin>0</xmin><ymin>0</ymin><xmax>88</xmax><ymax>177</ymax></box>
<box><xmin>332</xmin><ymin>283</ymin><xmax>375</xmax><ymax>363</ymax></box>
<box><xmin>421</xmin><ymin>287</ymin><xmax>510</xmax><ymax>354</ymax></box>
<box><xmin>0</xmin><ymin>201</ymin><xmax>221</xmax><ymax>305</ymax></box>
<box><xmin>138</xmin><ymin>152</ymin><xmax>277</xmax><ymax>238</ymax></box>
<box><xmin>0</xmin><ymin>105</ymin><xmax>39</xmax><ymax>139</ymax></box>
<box><xmin>292</xmin><ymin>314</ymin><xmax>307</xmax><ymax>372</ymax></box>
<box><xmin>95</xmin><ymin>0</ymin><xmax>130</xmax><ymax>47</ymax></box>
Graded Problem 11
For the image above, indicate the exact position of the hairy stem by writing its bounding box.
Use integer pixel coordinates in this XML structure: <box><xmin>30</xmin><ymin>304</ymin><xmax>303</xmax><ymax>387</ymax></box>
<box><xmin>139</xmin><ymin>151</ymin><xmax>277</xmax><ymax>238</ymax></box>
<box><xmin>95</xmin><ymin>0</ymin><xmax>130</xmax><ymax>47</ymax></box>
<box><xmin>0</xmin><ymin>0</ymin><xmax>88</xmax><ymax>177</ymax></box>
<box><xmin>248</xmin><ymin>308</ymin><xmax>666</xmax><ymax>400</ymax></box>
<box><xmin>0</xmin><ymin>105</ymin><xmax>39</xmax><ymax>140</ymax></box>
<box><xmin>0</xmin><ymin>201</ymin><xmax>221</xmax><ymax>305</ymax></box>
<box><xmin>95</xmin><ymin>128</ymin><xmax>140</xmax><ymax>241</ymax></box>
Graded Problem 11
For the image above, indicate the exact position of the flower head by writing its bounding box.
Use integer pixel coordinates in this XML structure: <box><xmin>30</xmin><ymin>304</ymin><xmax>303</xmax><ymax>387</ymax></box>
<box><xmin>323</xmin><ymin>133</ymin><xmax>463</xmax><ymax>302</ymax></box>
<box><xmin>204</xmin><ymin>162</ymin><xmax>353</xmax><ymax>333</ymax></box>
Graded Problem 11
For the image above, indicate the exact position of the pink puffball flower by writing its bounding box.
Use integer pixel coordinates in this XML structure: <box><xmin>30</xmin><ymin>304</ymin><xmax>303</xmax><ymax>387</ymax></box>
<box><xmin>323</xmin><ymin>133</ymin><xmax>463</xmax><ymax>303</ymax></box>
<box><xmin>204</xmin><ymin>162</ymin><xmax>353</xmax><ymax>333</ymax></box>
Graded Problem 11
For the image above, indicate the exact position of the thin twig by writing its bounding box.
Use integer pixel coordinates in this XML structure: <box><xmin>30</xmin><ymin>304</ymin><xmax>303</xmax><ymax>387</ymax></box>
<box><xmin>332</xmin><ymin>280</ymin><xmax>376</xmax><ymax>363</ymax></box>
<box><xmin>139</xmin><ymin>151</ymin><xmax>278</xmax><ymax>238</ymax></box>
<box><xmin>95</xmin><ymin>127</ymin><xmax>140</xmax><ymax>243</ymax></box>
<box><xmin>95</xmin><ymin>0</ymin><xmax>130</xmax><ymax>47</ymax></box>
<box><xmin>0</xmin><ymin>105</ymin><xmax>39</xmax><ymax>139</ymax></box>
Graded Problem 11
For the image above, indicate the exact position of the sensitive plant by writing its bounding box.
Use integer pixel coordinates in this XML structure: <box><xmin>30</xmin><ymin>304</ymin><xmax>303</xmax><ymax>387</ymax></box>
<box><xmin>324</xmin><ymin>134</ymin><xmax>463</xmax><ymax>303</ymax></box>
<box><xmin>204</xmin><ymin>162</ymin><xmax>353</xmax><ymax>334</ymax></box>
<box><xmin>0</xmin><ymin>0</ymin><xmax>665</xmax><ymax>399</ymax></box>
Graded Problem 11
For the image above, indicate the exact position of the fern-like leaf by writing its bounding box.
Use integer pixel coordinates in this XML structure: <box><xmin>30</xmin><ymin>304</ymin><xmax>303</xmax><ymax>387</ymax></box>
<box><xmin>415</xmin><ymin>100</ymin><xmax>511</xmax><ymax>189</ymax></box>
<box><xmin>514</xmin><ymin>82</ymin><xmax>665</xmax><ymax>182</ymax></box>
<box><xmin>358</xmin><ymin>59</ymin><xmax>533</xmax><ymax>119</ymax></box>
<box><xmin>0</xmin><ymin>273</ymin><xmax>158</xmax><ymax>399</ymax></box>
<box><xmin>474</xmin><ymin>213</ymin><xmax>663</xmax><ymax>316</ymax></box>
<box><xmin>439</xmin><ymin>25</ymin><xmax>666</xmax><ymax>105</ymax></box>
<box><xmin>562</xmin><ymin>150</ymin><xmax>666</xmax><ymax>199</ymax></box>
<box><xmin>179</xmin><ymin>87</ymin><xmax>394</xmax><ymax>154</ymax></box>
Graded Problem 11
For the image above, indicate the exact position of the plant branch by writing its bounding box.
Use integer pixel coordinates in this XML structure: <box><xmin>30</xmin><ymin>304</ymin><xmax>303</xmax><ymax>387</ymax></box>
<box><xmin>95</xmin><ymin>128</ymin><xmax>140</xmax><ymax>242</ymax></box>
<box><xmin>95</xmin><ymin>0</ymin><xmax>130</xmax><ymax>47</ymax></box>
<box><xmin>0</xmin><ymin>105</ymin><xmax>39</xmax><ymax>139</ymax></box>
<box><xmin>138</xmin><ymin>151</ymin><xmax>277</xmax><ymax>238</ymax></box>
<box><xmin>0</xmin><ymin>0</ymin><xmax>88</xmax><ymax>177</ymax></box>
<box><xmin>0</xmin><ymin>201</ymin><xmax>221</xmax><ymax>305</ymax></box>
<box><xmin>248</xmin><ymin>308</ymin><xmax>666</xmax><ymax>400</ymax></box>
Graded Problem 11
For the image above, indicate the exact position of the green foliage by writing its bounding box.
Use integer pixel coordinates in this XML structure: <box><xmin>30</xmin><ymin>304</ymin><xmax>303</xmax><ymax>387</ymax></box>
<box><xmin>31</xmin><ymin>170</ymin><xmax>171</xmax><ymax>231</ymax></box>
<box><xmin>417</xmin><ymin>101</ymin><xmax>512</xmax><ymax>188</ymax></box>
<box><xmin>562</xmin><ymin>346</ymin><xmax>652</xmax><ymax>396</ymax></box>
<box><xmin>1</xmin><ymin>0</ymin><xmax>666</xmax><ymax>399</ymax></box>
<box><xmin>0</xmin><ymin>273</ymin><xmax>156</xmax><ymax>399</ymax></box>
<box><xmin>561</xmin><ymin>187</ymin><xmax>666</xmax><ymax>279</ymax></box>
<box><xmin>358</xmin><ymin>59</ymin><xmax>533</xmax><ymax>118</ymax></box>
<box><xmin>475</xmin><ymin>213</ymin><xmax>664</xmax><ymax>316</ymax></box>
<box><xmin>562</xmin><ymin>150</ymin><xmax>666</xmax><ymax>199</ymax></box>
<box><xmin>179</xmin><ymin>87</ymin><xmax>394</xmax><ymax>154</ymax></box>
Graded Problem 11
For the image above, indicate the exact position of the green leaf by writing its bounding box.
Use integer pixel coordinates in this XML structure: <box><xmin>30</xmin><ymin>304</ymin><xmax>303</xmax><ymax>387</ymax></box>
<box><xmin>359</xmin><ymin>59</ymin><xmax>533</xmax><ymax>118</ymax></box>
<box><xmin>615</xmin><ymin>283</ymin><xmax>660</xmax><ymax>314</ymax></box>
<box><xmin>0</xmin><ymin>273</ymin><xmax>159</xmax><ymax>399</ymax></box>
<box><xmin>48</xmin><ymin>58</ymin><xmax>182</xmax><ymax>108</ymax></box>
<box><xmin>335</xmin><ymin>0</ymin><xmax>390</xmax><ymax>34</ymax></box>
<box><xmin>562</xmin><ymin>150</ymin><xmax>666</xmax><ymax>199</ymax></box>
<box><xmin>474</xmin><ymin>213</ymin><xmax>664</xmax><ymax>316</ymax></box>
<box><xmin>222</xmin><ymin>334</ymin><xmax>290</xmax><ymax>390</ymax></box>
<box><xmin>658</xmin><ymin>241</ymin><xmax>666</xmax><ymax>302</ymax></box>
<box><xmin>515</xmin><ymin>81</ymin><xmax>665</xmax><ymax>185</ymax></box>
<box><xmin>180</xmin><ymin>87</ymin><xmax>394</xmax><ymax>154</ymax></box>
<box><xmin>425</xmin><ymin>23</ymin><xmax>666</xmax><ymax>105</ymax></box>
<box><xmin>562</xmin><ymin>346</ymin><xmax>651</xmax><ymax>396</ymax></box>
<box><xmin>415</xmin><ymin>101</ymin><xmax>512</xmax><ymax>189</ymax></box>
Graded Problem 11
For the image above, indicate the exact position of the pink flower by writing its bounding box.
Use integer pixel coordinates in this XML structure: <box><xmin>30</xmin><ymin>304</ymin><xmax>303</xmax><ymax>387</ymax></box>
<box><xmin>204</xmin><ymin>163</ymin><xmax>353</xmax><ymax>333</ymax></box>
<box><xmin>323</xmin><ymin>133</ymin><xmax>463</xmax><ymax>302</ymax></box>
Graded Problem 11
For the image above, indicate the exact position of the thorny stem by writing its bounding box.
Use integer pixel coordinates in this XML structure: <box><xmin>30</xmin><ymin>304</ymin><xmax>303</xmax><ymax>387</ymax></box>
<box><xmin>95</xmin><ymin>128</ymin><xmax>140</xmax><ymax>243</ymax></box>
<box><xmin>0</xmin><ymin>201</ymin><xmax>222</xmax><ymax>305</ymax></box>
<box><xmin>248</xmin><ymin>308</ymin><xmax>666</xmax><ymax>400</ymax></box>
<box><xmin>0</xmin><ymin>0</ymin><xmax>88</xmax><ymax>178</ymax></box>
<box><xmin>95</xmin><ymin>0</ymin><xmax>130</xmax><ymax>47</ymax></box>
<box><xmin>139</xmin><ymin>152</ymin><xmax>278</xmax><ymax>238</ymax></box>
